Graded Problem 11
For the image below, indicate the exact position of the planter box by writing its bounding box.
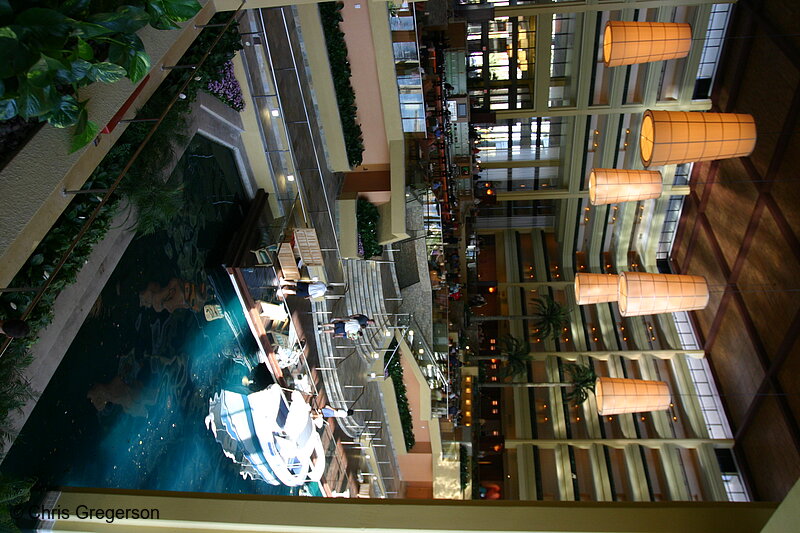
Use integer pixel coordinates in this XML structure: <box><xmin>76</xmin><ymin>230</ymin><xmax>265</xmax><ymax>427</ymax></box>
<box><xmin>0</xmin><ymin>2</ymin><xmax>217</xmax><ymax>288</ymax></box>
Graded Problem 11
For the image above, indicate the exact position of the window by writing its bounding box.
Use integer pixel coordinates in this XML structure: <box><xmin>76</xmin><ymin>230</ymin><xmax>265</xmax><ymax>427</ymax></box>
<box><xmin>393</xmin><ymin>41</ymin><xmax>418</xmax><ymax>61</ymax></box>
<box><xmin>475</xmin><ymin>118</ymin><xmax>565</xmax><ymax>162</ymax></box>
<box><xmin>467</xmin><ymin>16</ymin><xmax>536</xmax><ymax>110</ymax></box>
<box><xmin>390</xmin><ymin>16</ymin><xmax>414</xmax><ymax>31</ymax></box>
<box><xmin>400</xmin><ymin>92</ymin><xmax>424</xmax><ymax>132</ymax></box>
<box><xmin>398</xmin><ymin>72</ymin><xmax>422</xmax><ymax>87</ymax></box>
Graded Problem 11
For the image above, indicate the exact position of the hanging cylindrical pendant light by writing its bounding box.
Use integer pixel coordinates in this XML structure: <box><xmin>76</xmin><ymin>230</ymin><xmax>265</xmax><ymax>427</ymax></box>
<box><xmin>589</xmin><ymin>169</ymin><xmax>662</xmax><ymax>206</ymax></box>
<box><xmin>603</xmin><ymin>21</ymin><xmax>692</xmax><ymax>68</ymax></box>
<box><xmin>618</xmin><ymin>272</ymin><xmax>709</xmax><ymax>317</ymax></box>
<box><xmin>595</xmin><ymin>377</ymin><xmax>671</xmax><ymax>415</ymax></box>
<box><xmin>640</xmin><ymin>110</ymin><xmax>757</xmax><ymax>167</ymax></box>
<box><xmin>575</xmin><ymin>273</ymin><xmax>619</xmax><ymax>305</ymax></box>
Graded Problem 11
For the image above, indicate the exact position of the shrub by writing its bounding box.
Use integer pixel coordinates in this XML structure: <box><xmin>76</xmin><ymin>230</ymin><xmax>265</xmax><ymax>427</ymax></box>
<box><xmin>356</xmin><ymin>198</ymin><xmax>382</xmax><ymax>258</ymax></box>
<box><xmin>386</xmin><ymin>353</ymin><xmax>416</xmax><ymax>450</ymax></box>
<box><xmin>0</xmin><ymin>473</ymin><xmax>34</xmax><ymax>532</ymax></box>
<box><xmin>318</xmin><ymin>2</ymin><xmax>364</xmax><ymax>168</ymax></box>
<box><xmin>0</xmin><ymin>0</ymin><xmax>202</xmax><ymax>153</ymax></box>
<box><xmin>460</xmin><ymin>444</ymin><xmax>471</xmax><ymax>489</ymax></box>
<box><xmin>206</xmin><ymin>60</ymin><xmax>245</xmax><ymax>111</ymax></box>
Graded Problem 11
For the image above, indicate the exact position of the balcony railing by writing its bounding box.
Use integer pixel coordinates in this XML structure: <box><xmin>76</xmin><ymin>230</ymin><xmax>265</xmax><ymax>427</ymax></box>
<box><xmin>655</xmin><ymin>163</ymin><xmax>692</xmax><ymax>260</ymax></box>
<box><xmin>672</xmin><ymin>309</ymin><xmax>749</xmax><ymax>501</ymax></box>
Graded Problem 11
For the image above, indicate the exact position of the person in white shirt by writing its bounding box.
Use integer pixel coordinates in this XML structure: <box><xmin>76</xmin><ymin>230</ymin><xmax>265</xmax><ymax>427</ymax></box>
<box><xmin>278</xmin><ymin>279</ymin><xmax>330</xmax><ymax>300</ymax></box>
<box><xmin>319</xmin><ymin>318</ymin><xmax>363</xmax><ymax>339</ymax></box>
<box><xmin>311</xmin><ymin>405</ymin><xmax>355</xmax><ymax>428</ymax></box>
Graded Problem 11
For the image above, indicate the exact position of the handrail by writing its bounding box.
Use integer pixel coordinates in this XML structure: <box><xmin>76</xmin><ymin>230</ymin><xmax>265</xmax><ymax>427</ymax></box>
<box><xmin>236</xmin><ymin>16</ymin><xmax>301</xmax><ymax>222</ymax></box>
<box><xmin>248</xmin><ymin>11</ymin><xmax>308</xmax><ymax>222</ymax></box>
<box><xmin>0</xmin><ymin>4</ymin><xmax>246</xmax><ymax>361</ymax></box>
<box><xmin>256</xmin><ymin>8</ymin><xmax>346</xmax><ymax>281</ymax></box>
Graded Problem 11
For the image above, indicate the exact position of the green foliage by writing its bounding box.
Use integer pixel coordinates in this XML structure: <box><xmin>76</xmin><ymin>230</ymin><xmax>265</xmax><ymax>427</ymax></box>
<box><xmin>0</xmin><ymin>0</ymin><xmax>202</xmax><ymax>152</ymax></box>
<box><xmin>177</xmin><ymin>11</ymin><xmax>244</xmax><ymax>102</ymax></box>
<box><xmin>459</xmin><ymin>444</ymin><xmax>473</xmax><ymax>491</ymax></box>
<box><xmin>496</xmin><ymin>335</ymin><xmax>531</xmax><ymax>380</ymax></box>
<box><xmin>318</xmin><ymin>2</ymin><xmax>364</xmax><ymax>168</ymax></box>
<box><xmin>124</xmin><ymin>178</ymin><xmax>185</xmax><ymax>236</ymax></box>
<box><xmin>0</xmin><ymin>14</ymin><xmax>243</xmax><ymax>448</ymax></box>
<box><xmin>0</xmin><ymin>474</ymin><xmax>34</xmax><ymax>532</ymax></box>
<box><xmin>356</xmin><ymin>198</ymin><xmax>383</xmax><ymax>258</ymax></box>
<box><xmin>563</xmin><ymin>362</ymin><xmax>597</xmax><ymax>406</ymax></box>
<box><xmin>386</xmin><ymin>353</ymin><xmax>416</xmax><ymax>450</ymax></box>
<box><xmin>530</xmin><ymin>296</ymin><xmax>570</xmax><ymax>342</ymax></box>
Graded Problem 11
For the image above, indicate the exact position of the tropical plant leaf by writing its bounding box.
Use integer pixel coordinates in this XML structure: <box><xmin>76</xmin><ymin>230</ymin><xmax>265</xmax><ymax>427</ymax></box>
<box><xmin>160</xmin><ymin>0</ymin><xmax>203</xmax><ymax>21</ymax></box>
<box><xmin>108</xmin><ymin>33</ymin><xmax>150</xmax><ymax>83</ymax></box>
<box><xmin>44</xmin><ymin>94</ymin><xmax>80</xmax><ymax>128</ymax></box>
<box><xmin>70</xmin><ymin>20</ymin><xmax>114</xmax><ymax>39</ymax></box>
<box><xmin>125</xmin><ymin>50</ymin><xmax>151</xmax><ymax>83</ymax></box>
<box><xmin>123</xmin><ymin>176</ymin><xmax>185</xmax><ymax>236</ymax></box>
<box><xmin>0</xmin><ymin>474</ymin><xmax>34</xmax><ymax>507</ymax></box>
<box><xmin>25</xmin><ymin>56</ymin><xmax>57</xmax><ymax>88</ymax></box>
<box><xmin>89</xmin><ymin>5</ymin><xmax>150</xmax><ymax>34</ymax></box>
<box><xmin>0</xmin><ymin>27</ymin><xmax>39</xmax><ymax>78</ymax></box>
<box><xmin>529</xmin><ymin>296</ymin><xmax>570</xmax><ymax>342</ymax></box>
<box><xmin>108</xmin><ymin>35</ymin><xmax>142</xmax><ymax>67</ymax></box>
<box><xmin>16</xmin><ymin>82</ymin><xmax>59</xmax><ymax>118</ymax></box>
<box><xmin>87</xmin><ymin>62</ymin><xmax>126</xmax><ymax>83</ymax></box>
<box><xmin>563</xmin><ymin>362</ymin><xmax>597</xmax><ymax>406</ymax></box>
<box><xmin>14</xmin><ymin>7</ymin><xmax>71</xmax><ymax>50</ymax></box>
<box><xmin>69</xmin><ymin>105</ymin><xmax>99</xmax><ymax>153</ymax></box>
<box><xmin>57</xmin><ymin>0</ymin><xmax>91</xmax><ymax>17</ymax></box>
<box><xmin>76</xmin><ymin>38</ymin><xmax>93</xmax><ymax>60</ymax></box>
<box><xmin>0</xmin><ymin>98</ymin><xmax>17</xmax><ymax>120</ymax></box>
<box><xmin>66</xmin><ymin>58</ymin><xmax>92</xmax><ymax>83</ymax></box>
<box><xmin>497</xmin><ymin>335</ymin><xmax>532</xmax><ymax>379</ymax></box>
<box><xmin>145</xmin><ymin>2</ymin><xmax>177</xmax><ymax>30</ymax></box>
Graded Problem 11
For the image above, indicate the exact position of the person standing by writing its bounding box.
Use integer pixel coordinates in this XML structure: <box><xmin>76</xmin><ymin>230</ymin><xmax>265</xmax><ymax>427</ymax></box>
<box><xmin>319</xmin><ymin>318</ymin><xmax>362</xmax><ymax>338</ymax></box>
<box><xmin>348</xmin><ymin>314</ymin><xmax>375</xmax><ymax>329</ymax></box>
<box><xmin>278</xmin><ymin>279</ymin><xmax>330</xmax><ymax>300</ymax></box>
<box><xmin>311</xmin><ymin>405</ymin><xmax>355</xmax><ymax>428</ymax></box>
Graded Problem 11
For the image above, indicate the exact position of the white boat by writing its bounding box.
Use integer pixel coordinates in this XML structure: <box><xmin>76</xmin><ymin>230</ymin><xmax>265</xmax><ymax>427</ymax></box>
<box><xmin>205</xmin><ymin>385</ymin><xmax>326</xmax><ymax>486</ymax></box>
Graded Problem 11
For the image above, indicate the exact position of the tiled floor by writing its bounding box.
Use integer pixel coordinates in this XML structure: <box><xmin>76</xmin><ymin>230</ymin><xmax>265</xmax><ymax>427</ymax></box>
<box><xmin>670</xmin><ymin>0</ymin><xmax>800</xmax><ymax>501</ymax></box>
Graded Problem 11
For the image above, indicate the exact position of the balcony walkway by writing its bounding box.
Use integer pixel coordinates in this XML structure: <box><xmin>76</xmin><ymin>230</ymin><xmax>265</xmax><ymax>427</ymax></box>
<box><xmin>239</xmin><ymin>5</ymin><xmax>404</xmax><ymax>497</ymax></box>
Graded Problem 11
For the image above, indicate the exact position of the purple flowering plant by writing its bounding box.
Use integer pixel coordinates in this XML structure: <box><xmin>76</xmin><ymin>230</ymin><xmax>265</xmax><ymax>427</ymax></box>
<box><xmin>206</xmin><ymin>61</ymin><xmax>245</xmax><ymax>112</ymax></box>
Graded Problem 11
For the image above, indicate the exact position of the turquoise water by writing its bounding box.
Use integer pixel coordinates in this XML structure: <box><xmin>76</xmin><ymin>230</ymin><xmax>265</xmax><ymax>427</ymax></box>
<box><xmin>305</xmin><ymin>481</ymin><xmax>325</xmax><ymax>497</ymax></box>
<box><xmin>1</xmin><ymin>136</ymin><xmax>293</xmax><ymax>496</ymax></box>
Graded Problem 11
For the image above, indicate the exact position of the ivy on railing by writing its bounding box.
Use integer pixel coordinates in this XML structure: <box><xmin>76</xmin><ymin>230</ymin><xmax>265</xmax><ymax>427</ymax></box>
<box><xmin>386</xmin><ymin>352</ymin><xmax>416</xmax><ymax>451</ymax></box>
<box><xmin>318</xmin><ymin>2</ymin><xmax>364</xmax><ymax>168</ymax></box>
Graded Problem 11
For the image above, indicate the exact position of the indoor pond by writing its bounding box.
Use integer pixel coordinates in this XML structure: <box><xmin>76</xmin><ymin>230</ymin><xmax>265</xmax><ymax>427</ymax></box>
<box><xmin>2</xmin><ymin>135</ymin><xmax>293</xmax><ymax>496</ymax></box>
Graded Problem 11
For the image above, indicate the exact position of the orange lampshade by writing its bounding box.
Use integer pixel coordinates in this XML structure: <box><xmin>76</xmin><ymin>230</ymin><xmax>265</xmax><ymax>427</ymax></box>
<box><xmin>575</xmin><ymin>273</ymin><xmax>619</xmax><ymax>305</ymax></box>
<box><xmin>595</xmin><ymin>377</ymin><xmax>671</xmax><ymax>415</ymax></box>
<box><xmin>603</xmin><ymin>21</ymin><xmax>691</xmax><ymax>67</ymax></box>
<box><xmin>640</xmin><ymin>110</ymin><xmax>757</xmax><ymax>167</ymax></box>
<box><xmin>618</xmin><ymin>272</ymin><xmax>709</xmax><ymax>317</ymax></box>
<box><xmin>589</xmin><ymin>169</ymin><xmax>662</xmax><ymax>205</ymax></box>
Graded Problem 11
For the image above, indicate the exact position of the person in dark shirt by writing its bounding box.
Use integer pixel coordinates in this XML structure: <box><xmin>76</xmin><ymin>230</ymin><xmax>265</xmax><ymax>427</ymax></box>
<box><xmin>348</xmin><ymin>314</ymin><xmax>374</xmax><ymax>328</ymax></box>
